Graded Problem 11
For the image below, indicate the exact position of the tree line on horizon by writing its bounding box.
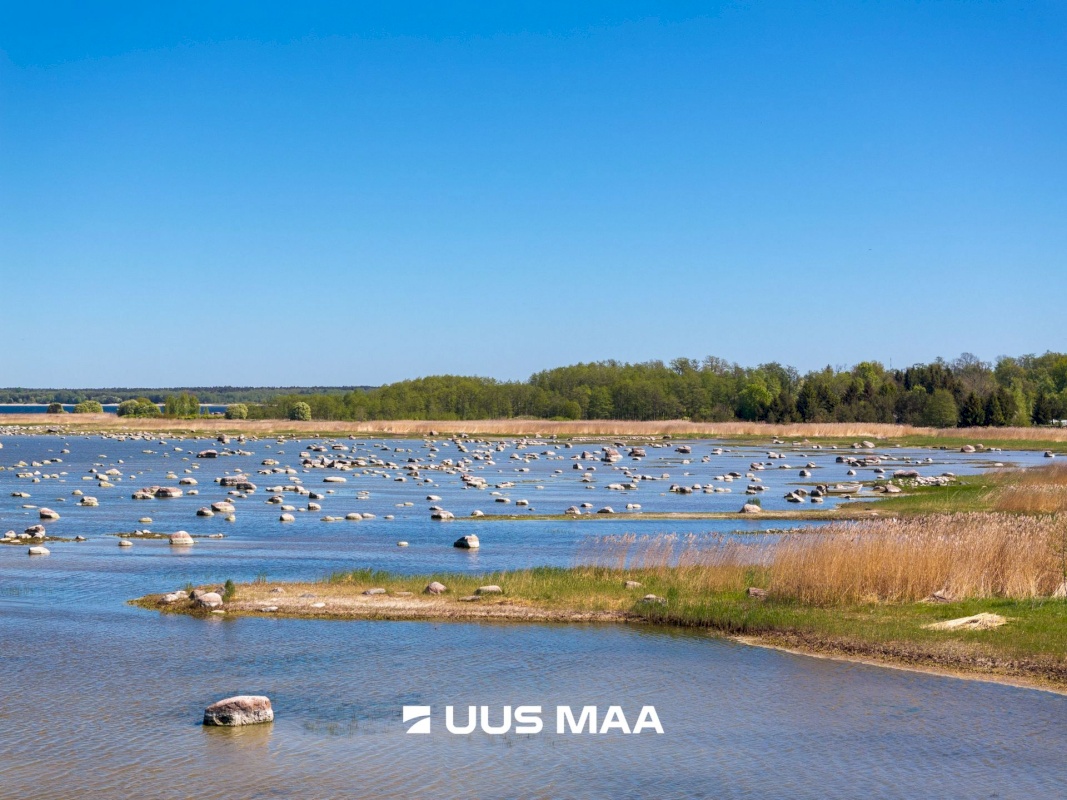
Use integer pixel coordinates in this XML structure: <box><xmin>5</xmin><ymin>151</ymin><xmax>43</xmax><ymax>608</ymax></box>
<box><xmin>246</xmin><ymin>352</ymin><xmax>1067</xmax><ymax>428</ymax></box>
<box><xmin>0</xmin><ymin>386</ymin><xmax>365</xmax><ymax>405</ymax></box>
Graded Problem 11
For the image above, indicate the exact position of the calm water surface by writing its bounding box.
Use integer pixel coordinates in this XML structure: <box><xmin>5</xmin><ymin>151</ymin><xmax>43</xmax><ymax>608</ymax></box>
<box><xmin>0</xmin><ymin>435</ymin><xmax>1062</xmax><ymax>799</ymax></box>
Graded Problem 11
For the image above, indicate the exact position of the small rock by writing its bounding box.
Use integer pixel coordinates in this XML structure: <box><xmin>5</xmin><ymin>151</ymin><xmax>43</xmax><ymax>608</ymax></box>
<box><xmin>746</xmin><ymin>587</ymin><xmax>768</xmax><ymax>599</ymax></box>
<box><xmin>475</xmin><ymin>585</ymin><xmax>502</xmax><ymax>595</ymax></box>
<box><xmin>453</xmin><ymin>534</ymin><xmax>480</xmax><ymax>549</ymax></box>
<box><xmin>624</xmin><ymin>580</ymin><xmax>642</xmax><ymax>589</ymax></box>
<box><xmin>28</xmin><ymin>545</ymin><xmax>50</xmax><ymax>556</ymax></box>
<box><xmin>362</xmin><ymin>588</ymin><xmax>386</xmax><ymax>596</ymax></box>
<box><xmin>924</xmin><ymin>589</ymin><xmax>954</xmax><ymax>604</ymax></box>
<box><xmin>424</xmin><ymin>581</ymin><xmax>448</xmax><ymax>595</ymax></box>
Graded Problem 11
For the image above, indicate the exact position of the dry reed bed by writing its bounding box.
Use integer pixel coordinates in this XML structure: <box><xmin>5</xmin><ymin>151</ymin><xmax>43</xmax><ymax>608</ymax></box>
<box><xmin>993</xmin><ymin>463</ymin><xmax>1067</xmax><ymax>513</ymax></box>
<box><xmin>583</xmin><ymin>514</ymin><xmax>1067</xmax><ymax>604</ymax></box>
<box><xmin>7</xmin><ymin>414</ymin><xmax>1067</xmax><ymax>442</ymax></box>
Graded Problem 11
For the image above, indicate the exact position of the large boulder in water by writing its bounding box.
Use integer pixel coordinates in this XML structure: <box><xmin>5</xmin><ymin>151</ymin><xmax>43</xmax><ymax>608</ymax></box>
<box><xmin>203</xmin><ymin>695</ymin><xmax>274</xmax><ymax>726</ymax></box>
<box><xmin>453</xmin><ymin>534</ymin><xmax>480</xmax><ymax>549</ymax></box>
<box><xmin>195</xmin><ymin>591</ymin><xmax>223</xmax><ymax>609</ymax></box>
<box><xmin>169</xmin><ymin>531</ymin><xmax>195</xmax><ymax>546</ymax></box>
<box><xmin>38</xmin><ymin>508</ymin><xmax>60</xmax><ymax>520</ymax></box>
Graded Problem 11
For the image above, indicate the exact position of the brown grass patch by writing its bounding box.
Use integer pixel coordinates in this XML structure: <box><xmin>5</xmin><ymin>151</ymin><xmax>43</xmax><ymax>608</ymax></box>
<box><xmin>8</xmin><ymin>413</ymin><xmax>1067</xmax><ymax>442</ymax></box>
<box><xmin>584</xmin><ymin>514</ymin><xmax>1067</xmax><ymax>604</ymax></box>
<box><xmin>994</xmin><ymin>463</ymin><xmax>1067</xmax><ymax>513</ymax></box>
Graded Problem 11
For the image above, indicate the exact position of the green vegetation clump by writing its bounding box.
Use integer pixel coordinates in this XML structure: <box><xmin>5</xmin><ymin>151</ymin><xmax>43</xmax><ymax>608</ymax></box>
<box><xmin>163</xmin><ymin>392</ymin><xmax>200</xmax><ymax>418</ymax></box>
<box><xmin>245</xmin><ymin>351</ymin><xmax>1067</xmax><ymax>426</ymax></box>
<box><xmin>116</xmin><ymin>398</ymin><xmax>162</xmax><ymax>418</ymax></box>
<box><xmin>288</xmin><ymin>401</ymin><xmax>312</xmax><ymax>421</ymax></box>
<box><xmin>72</xmin><ymin>400</ymin><xmax>103</xmax><ymax>413</ymax></box>
<box><xmin>222</xmin><ymin>579</ymin><xmax>236</xmax><ymax>601</ymax></box>
<box><xmin>224</xmin><ymin>403</ymin><xmax>248</xmax><ymax>420</ymax></box>
<box><xmin>45</xmin><ymin>402</ymin><xmax>65</xmax><ymax>414</ymax></box>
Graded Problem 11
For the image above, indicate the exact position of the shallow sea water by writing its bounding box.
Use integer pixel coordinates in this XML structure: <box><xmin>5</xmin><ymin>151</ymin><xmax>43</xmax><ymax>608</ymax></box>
<box><xmin>0</xmin><ymin>434</ymin><xmax>1062</xmax><ymax>799</ymax></box>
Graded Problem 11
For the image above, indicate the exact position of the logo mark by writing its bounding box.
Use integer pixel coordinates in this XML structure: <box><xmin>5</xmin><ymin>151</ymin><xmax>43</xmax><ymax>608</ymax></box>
<box><xmin>403</xmin><ymin>705</ymin><xmax>432</xmax><ymax>734</ymax></box>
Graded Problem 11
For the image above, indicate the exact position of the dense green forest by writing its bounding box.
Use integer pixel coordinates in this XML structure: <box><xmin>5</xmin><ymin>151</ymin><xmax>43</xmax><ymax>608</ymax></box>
<box><xmin>7</xmin><ymin>354</ymin><xmax>1067</xmax><ymax>427</ymax></box>
<box><xmin>0</xmin><ymin>386</ymin><xmax>365</xmax><ymax>404</ymax></box>
<box><xmin>248</xmin><ymin>352</ymin><xmax>1067</xmax><ymax>428</ymax></box>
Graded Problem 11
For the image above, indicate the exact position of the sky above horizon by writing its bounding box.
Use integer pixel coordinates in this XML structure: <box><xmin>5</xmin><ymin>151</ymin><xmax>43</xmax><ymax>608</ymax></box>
<box><xmin>1</xmin><ymin>1</ymin><xmax>1064</xmax><ymax>387</ymax></box>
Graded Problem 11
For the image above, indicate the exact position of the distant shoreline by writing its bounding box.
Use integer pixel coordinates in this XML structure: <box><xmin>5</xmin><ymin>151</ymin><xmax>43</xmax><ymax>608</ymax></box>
<box><xmin>1</xmin><ymin>413</ymin><xmax>1065</xmax><ymax>448</ymax></box>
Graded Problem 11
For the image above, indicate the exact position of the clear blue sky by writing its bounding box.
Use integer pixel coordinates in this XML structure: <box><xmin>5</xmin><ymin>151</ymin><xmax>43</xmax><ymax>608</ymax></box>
<box><xmin>1</xmin><ymin>1</ymin><xmax>1064</xmax><ymax>387</ymax></box>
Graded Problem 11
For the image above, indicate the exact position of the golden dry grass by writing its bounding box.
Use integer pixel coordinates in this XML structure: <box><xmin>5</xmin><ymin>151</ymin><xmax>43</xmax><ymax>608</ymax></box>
<box><xmin>994</xmin><ymin>463</ymin><xmax>1067</xmax><ymax>513</ymax></box>
<box><xmin>9</xmin><ymin>413</ymin><xmax>1067</xmax><ymax>442</ymax></box>
<box><xmin>583</xmin><ymin>514</ymin><xmax>1067</xmax><ymax>604</ymax></box>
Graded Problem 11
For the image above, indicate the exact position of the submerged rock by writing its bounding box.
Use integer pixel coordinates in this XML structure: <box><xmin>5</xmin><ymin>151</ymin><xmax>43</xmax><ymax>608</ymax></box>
<box><xmin>203</xmin><ymin>695</ymin><xmax>274</xmax><ymax>727</ymax></box>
